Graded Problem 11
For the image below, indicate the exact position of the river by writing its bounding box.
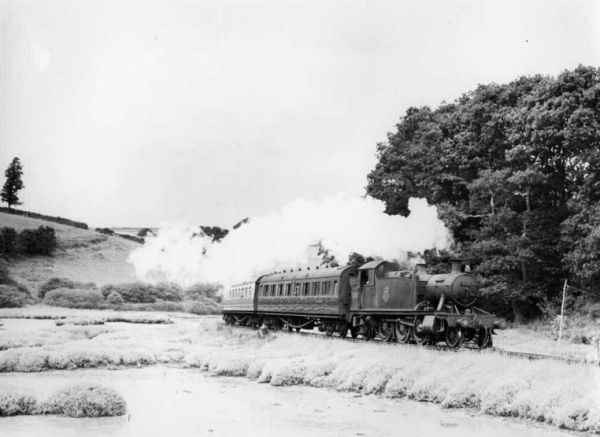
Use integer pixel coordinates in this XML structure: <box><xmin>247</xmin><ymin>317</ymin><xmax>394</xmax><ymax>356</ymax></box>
<box><xmin>0</xmin><ymin>367</ymin><xmax>580</xmax><ymax>437</ymax></box>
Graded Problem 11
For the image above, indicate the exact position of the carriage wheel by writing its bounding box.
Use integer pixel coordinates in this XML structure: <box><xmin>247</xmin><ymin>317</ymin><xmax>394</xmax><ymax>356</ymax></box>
<box><xmin>395</xmin><ymin>322</ymin><xmax>411</xmax><ymax>344</ymax></box>
<box><xmin>338</xmin><ymin>323</ymin><xmax>348</xmax><ymax>338</ymax></box>
<box><xmin>295</xmin><ymin>327</ymin><xmax>301</xmax><ymax>332</ymax></box>
<box><xmin>445</xmin><ymin>326</ymin><xmax>463</xmax><ymax>348</ymax></box>
<box><xmin>350</xmin><ymin>326</ymin><xmax>359</xmax><ymax>339</ymax></box>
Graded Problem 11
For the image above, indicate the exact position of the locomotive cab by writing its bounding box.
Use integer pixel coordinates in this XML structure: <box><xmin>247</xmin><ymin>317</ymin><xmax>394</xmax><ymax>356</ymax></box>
<box><xmin>354</xmin><ymin>261</ymin><xmax>416</xmax><ymax>311</ymax></box>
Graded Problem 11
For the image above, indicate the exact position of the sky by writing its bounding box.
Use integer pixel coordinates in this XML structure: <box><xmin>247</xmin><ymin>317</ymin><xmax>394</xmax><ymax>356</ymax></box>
<box><xmin>0</xmin><ymin>0</ymin><xmax>598</xmax><ymax>228</ymax></box>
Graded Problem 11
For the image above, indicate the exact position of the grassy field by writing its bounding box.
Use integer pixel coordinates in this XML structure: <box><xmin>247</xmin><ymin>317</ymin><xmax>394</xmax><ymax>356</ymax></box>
<box><xmin>0</xmin><ymin>308</ymin><xmax>598</xmax><ymax>432</ymax></box>
<box><xmin>1</xmin><ymin>212</ymin><xmax>139</xmax><ymax>291</ymax></box>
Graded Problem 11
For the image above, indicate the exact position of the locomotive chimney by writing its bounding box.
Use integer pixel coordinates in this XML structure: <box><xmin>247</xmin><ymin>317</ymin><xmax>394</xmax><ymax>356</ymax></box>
<box><xmin>450</xmin><ymin>259</ymin><xmax>463</xmax><ymax>273</ymax></box>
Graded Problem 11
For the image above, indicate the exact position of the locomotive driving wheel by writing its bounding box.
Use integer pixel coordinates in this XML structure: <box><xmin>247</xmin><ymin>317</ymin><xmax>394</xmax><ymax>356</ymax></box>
<box><xmin>445</xmin><ymin>326</ymin><xmax>463</xmax><ymax>348</ymax></box>
<box><xmin>378</xmin><ymin>322</ymin><xmax>395</xmax><ymax>342</ymax></box>
<box><xmin>412</xmin><ymin>316</ymin><xmax>430</xmax><ymax>345</ymax></box>
<box><xmin>394</xmin><ymin>322</ymin><xmax>411</xmax><ymax>344</ymax></box>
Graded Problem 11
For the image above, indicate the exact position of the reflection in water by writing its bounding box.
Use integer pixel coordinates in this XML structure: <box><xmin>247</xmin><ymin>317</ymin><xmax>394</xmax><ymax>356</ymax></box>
<box><xmin>0</xmin><ymin>367</ymin><xmax>573</xmax><ymax>437</ymax></box>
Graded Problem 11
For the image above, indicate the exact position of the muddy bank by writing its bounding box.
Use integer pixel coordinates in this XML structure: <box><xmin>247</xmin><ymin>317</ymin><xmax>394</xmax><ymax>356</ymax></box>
<box><xmin>0</xmin><ymin>367</ymin><xmax>576</xmax><ymax>437</ymax></box>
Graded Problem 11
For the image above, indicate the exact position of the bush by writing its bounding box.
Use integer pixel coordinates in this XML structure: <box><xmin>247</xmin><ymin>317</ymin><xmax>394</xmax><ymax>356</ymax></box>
<box><xmin>95</xmin><ymin>228</ymin><xmax>114</xmax><ymax>235</ymax></box>
<box><xmin>101</xmin><ymin>282</ymin><xmax>182</xmax><ymax>303</ymax></box>
<box><xmin>586</xmin><ymin>303</ymin><xmax>600</xmax><ymax>319</ymax></box>
<box><xmin>106</xmin><ymin>291</ymin><xmax>123</xmax><ymax>305</ymax></box>
<box><xmin>39</xmin><ymin>277</ymin><xmax>96</xmax><ymax>299</ymax></box>
<box><xmin>0</xmin><ymin>285</ymin><xmax>27</xmax><ymax>308</ymax></box>
<box><xmin>117</xmin><ymin>233</ymin><xmax>144</xmax><ymax>244</ymax></box>
<box><xmin>0</xmin><ymin>262</ymin><xmax>13</xmax><ymax>285</ymax></box>
<box><xmin>0</xmin><ymin>227</ymin><xmax>17</xmax><ymax>255</ymax></box>
<box><xmin>44</xmin><ymin>288</ymin><xmax>104</xmax><ymax>309</ymax></box>
<box><xmin>123</xmin><ymin>301</ymin><xmax>185</xmax><ymax>312</ymax></box>
<box><xmin>17</xmin><ymin>226</ymin><xmax>57</xmax><ymax>255</ymax></box>
<box><xmin>40</xmin><ymin>385</ymin><xmax>126</xmax><ymax>417</ymax></box>
<box><xmin>137</xmin><ymin>228</ymin><xmax>154</xmax><ymax>237</ymax></box>
<box><xmin>186</xmin><ymin>296</ymin><xmax>222</xmax><ymax>315</ymax></box>
<box><xmin>184</xmin><ymin>283</ymin><xmax>222</xmax><ymax>302</ymax></box>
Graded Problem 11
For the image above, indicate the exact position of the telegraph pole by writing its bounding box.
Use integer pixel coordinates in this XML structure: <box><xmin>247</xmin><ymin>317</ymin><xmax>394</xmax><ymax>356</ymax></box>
<box><xmin>558</xmin><ymin>280</ymin><xmax>567</xmax><ymax>343</ymax></box>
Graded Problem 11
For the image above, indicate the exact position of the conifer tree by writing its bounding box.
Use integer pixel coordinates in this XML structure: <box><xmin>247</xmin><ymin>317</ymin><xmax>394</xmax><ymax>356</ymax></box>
<box><xmin>1</xmin><ymin>157</ymin><xmax>24</xmax><ymax>209</ymax></box>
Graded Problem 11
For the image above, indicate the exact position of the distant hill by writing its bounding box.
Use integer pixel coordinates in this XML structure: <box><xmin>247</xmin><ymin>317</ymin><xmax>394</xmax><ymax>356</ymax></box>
<box><xmin>1</xmin><ymin>212</ymin><xmax>139</xmax><ymax>293</ymax></box>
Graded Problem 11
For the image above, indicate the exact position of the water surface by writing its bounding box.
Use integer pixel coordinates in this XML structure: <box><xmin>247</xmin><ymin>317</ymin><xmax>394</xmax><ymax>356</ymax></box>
<box><xmin>0</xmin><ymin>367</ymin><xmax>579</xmax><ymax>437</ymax></box>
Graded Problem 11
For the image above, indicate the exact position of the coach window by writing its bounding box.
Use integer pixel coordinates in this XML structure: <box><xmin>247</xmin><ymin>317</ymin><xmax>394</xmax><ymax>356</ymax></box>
<box><xmin>278</xmin><ymin>284</ymin><xmax>283</xmax><ymax>296</ymax></box>
<box><xmin>303</xmin><ymin>282</ymin><xmax>309</xmax><ymax>296</ymax></box>
<box><xmin>271</xmin><ymin>285</ymin><xmax>276</xmax><ymax>297</ymax></box>
<box><xmin>333</xmin><ymin>280</ymin><xmax>338</xmax><ymax>296</ymax></box>
<box><xmin>314</xmin><ymin>282</ymin><xmax>321</xmax><ymax>295</ymax></box>
<box><xmin>294</xmin><ymin>283</ymin><xmax>300</xmax><ymax>296</ymax></box>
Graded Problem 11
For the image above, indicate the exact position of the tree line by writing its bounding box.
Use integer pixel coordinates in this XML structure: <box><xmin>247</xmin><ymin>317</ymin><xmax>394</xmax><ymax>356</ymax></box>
<box><xmin>366</xmin><ymin>65</ymin><xmax>600</xmax><ymax>321</ymax></box>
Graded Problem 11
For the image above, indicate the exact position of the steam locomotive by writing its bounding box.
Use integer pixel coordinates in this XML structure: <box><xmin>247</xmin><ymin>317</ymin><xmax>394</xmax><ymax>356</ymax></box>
<box><xmin>222</xmin><ymin>259</ymin><xmax>504</xmax><ymax>348</ymax></box>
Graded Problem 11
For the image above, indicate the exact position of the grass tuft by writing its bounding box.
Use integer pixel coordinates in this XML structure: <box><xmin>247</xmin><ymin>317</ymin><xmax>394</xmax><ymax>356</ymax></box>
<box><xmin>0</xmin><ymin>390</ymin><xmax>38</xmax><ymax>416</ymax></box>
<box><xmin>40</xmin><ymin>384</ymin><xmax>126</xmax><ymax>417</ymax></box>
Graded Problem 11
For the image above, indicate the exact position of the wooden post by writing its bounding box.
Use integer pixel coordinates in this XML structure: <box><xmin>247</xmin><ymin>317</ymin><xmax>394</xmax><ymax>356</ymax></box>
<box><xmin>558</xmin><ymin>280</ymin><xmax>567</xmax><ymax>344</ymax></box>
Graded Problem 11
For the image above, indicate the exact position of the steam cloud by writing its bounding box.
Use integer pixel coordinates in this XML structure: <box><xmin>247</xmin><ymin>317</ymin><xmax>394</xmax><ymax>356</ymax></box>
<box><xmin>128</xmin><ymin>195</ymin><xmax>452</xmax><ymax>287</ymax></box>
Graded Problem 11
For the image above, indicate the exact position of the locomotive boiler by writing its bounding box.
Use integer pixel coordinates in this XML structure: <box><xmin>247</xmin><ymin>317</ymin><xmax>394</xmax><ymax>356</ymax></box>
<box><xmin>222</xmin><ymin>259</ymin><xmax>504</xmax><ymax>348</ymax></box>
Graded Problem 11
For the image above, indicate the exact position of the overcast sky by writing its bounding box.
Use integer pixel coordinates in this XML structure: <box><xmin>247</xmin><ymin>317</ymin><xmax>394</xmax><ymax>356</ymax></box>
<box><xmin>0</xmin><ymin>0</ymin><xmax>598</xmax><ymax>227</ymax></box>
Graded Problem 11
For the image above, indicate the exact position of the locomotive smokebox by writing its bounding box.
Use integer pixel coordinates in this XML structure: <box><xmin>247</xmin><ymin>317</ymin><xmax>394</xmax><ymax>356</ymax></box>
<box><xmin>424</xmin><ymin>259</ymin><xmax>479</xmax><ymax>308</ymax></box>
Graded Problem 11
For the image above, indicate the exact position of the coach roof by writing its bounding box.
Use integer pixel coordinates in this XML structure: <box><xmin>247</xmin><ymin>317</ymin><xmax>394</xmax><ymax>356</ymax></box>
<box><xmin>260</xmin><ymin>265</ymin><xmax>356</xmax><ymax>282</ymax></box>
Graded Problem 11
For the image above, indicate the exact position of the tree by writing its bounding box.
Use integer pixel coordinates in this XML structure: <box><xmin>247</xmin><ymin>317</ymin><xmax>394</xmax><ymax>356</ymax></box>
<box><xmin>1</xmin><ymin>158</ymin><xmax>24</xmax><ymax>209</ymax></box>
<box><xmin>199</xmin><ymin>225</ymin><xmax>229</xmax><ymax>242</ymax></box>
<box><xmin>366</xmin><ymin>66</ymin><xmax>600</xmax><ymax>321</ymax></box>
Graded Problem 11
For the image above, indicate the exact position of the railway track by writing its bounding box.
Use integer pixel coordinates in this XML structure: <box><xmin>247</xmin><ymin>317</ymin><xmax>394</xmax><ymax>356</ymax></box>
<box><xmin>232</xmin><ymin>324</ymin><xmax>600</xmax><ymax>366</ymax></box>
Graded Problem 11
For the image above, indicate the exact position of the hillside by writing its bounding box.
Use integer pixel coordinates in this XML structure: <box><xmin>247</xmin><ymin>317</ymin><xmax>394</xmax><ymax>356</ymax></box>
<box><xmin>1</xmin><ymin>212</ymin><xmax>139</xmax><ymax>293</ymax></box>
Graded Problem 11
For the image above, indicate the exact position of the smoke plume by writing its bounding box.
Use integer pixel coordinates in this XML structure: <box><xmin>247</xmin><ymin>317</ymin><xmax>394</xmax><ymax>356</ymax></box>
<box><xmin>128</xmin><ymin>195</ymin><xmax>452</xmax><ymax>286</ymax></box>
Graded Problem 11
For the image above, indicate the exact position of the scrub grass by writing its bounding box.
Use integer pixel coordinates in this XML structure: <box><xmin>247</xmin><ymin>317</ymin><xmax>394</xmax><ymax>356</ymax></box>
<box><xmin>0</xmin><ymin>390</ymin><xmax>37</xmax><ymax>416</ymax></box>
<box><xmin>0</xmin><ymin>385</ymin><xmax>125</xmax><ymax>417</ymax></box>
<box><xmin>39</xmin><ymin>384</ymin><xmax>126</xmax><ymax>417</ymax></box>
<box><xmin>183</xmin><ymin>325</ymin><xmax>600</xmax><ymax>433</ymax></box>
